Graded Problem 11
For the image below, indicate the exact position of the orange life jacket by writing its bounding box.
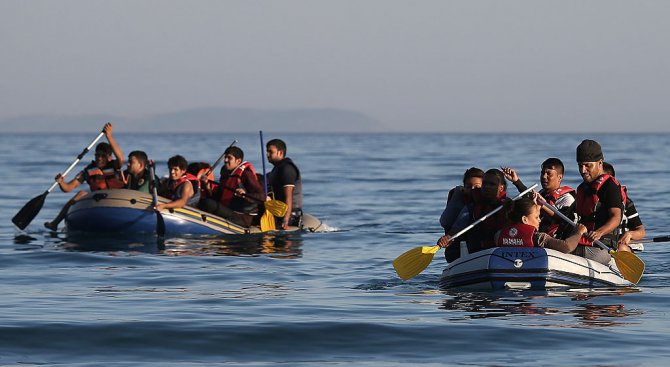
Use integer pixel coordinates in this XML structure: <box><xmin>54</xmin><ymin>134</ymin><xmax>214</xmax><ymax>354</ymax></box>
<box><xmin>540</xmin><ymin>186</ymin><xmax>575</xmax><ymax>237</ymax></box>
<box><xmin>167</xmin><ymin>173</ymin><xmax>199</xmax><ymax>200</ymax></box>
<box><xmin>219</xmin><ymin>161</ymin><xmax>256</xmax><ymax>207</ymax></box>
<box><xmin>85</xmin><ymin>161</ymin><xmax>125</xmax><ymax>191</ymax></box>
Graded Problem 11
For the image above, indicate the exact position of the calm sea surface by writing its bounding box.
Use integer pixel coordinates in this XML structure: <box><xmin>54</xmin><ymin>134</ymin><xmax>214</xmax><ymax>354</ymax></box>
<box><xmin>1</xmin><ymin>132</ymin><xmax>669</xmax><ymax>366</ymax></box>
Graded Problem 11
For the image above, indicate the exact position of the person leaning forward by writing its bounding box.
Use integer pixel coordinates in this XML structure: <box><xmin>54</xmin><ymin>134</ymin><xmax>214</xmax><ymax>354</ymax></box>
<box><xmin>574</xmin><ymin>139</ymin><xmax>624</xmax><ymax>265</ymax></box>
<box><xmin>266</xmin><ymin>139</ymin><xmax>303</xmax><ymax>230</ymax></box>
<box><xmin>198</xmin><ymin>146</ymin><xmax>264</xmax><ymax>227</ymax></box>
<box><xmin>44</xmin><ymin>122</ymin><xmax>124</xmax><ymax>230</ymax></box>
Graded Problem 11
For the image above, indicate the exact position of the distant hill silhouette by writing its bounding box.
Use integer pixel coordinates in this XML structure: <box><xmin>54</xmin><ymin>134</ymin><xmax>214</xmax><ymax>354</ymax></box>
<box><xmin>0</xmin><ymin>107</ymin><xmax>385</xmax><ymax>133</ymax></box>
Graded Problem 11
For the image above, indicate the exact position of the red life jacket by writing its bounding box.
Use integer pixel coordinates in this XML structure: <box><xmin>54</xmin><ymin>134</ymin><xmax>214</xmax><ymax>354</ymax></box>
<box><xmin>168</xmin><ymin>173</ymin><xmax>199</xmax><ymax>200</ymax></box>
<box><xmin>219</xmin><ymin>161</ymin><xmax>257</xmax><ymax>207</ymax></box>
<box><xmin>496</xmin><ymin>223</ymin><xmax>536</xmax><ymax>247</ymax></box>
<box><xmin>540</xmin><ymin>186</ymin><xmax>575</xmax><ymax>237</ymax></box>
<box><xmin>85</xmin><ymin>161</ymin><xmax>125</xmax><ymax>191</ymax></box>
<box><xmin>575</xmin><ymin>174</ymin><xmax>625</xmax><ymax>246</ymax></box>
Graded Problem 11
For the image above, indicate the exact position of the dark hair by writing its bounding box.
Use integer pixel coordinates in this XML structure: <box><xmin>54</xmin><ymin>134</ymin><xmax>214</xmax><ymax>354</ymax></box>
<box><xmin>95</xmin><ymin>142</ymin><xmax>113</xmax><ymax>156</ymax></box>
<box><xmin>225</xmin><ymin>146</ymin><xmax>244</xmax><ymax>160</ymax></box>
<box><xmin>187</xmin><ymin>162</ymin><xmax>211</xmax><ymax>176</ymax></box>
<box><xmin>485</xmin><ymin>168</ymin><xmax>507</xmax><ymax>190</ymax></box>
<box><xmin>167</xmin><ymin>155</ymin><xmax>187</xmax><ymax>170</ymax></box>
<box><xmin>128</xmin><ymin>150</ymin><xmax>148</xmax><ymax>166</ymax></box>
<box><xmin>603</xmin><ymin>161</ymin><xmax>615</xmax><ymax>177</ymax></box>
<box><xmin>504</xmin><ymin>197</ymin><xmax>537</xmax><ymax>223</ymax></box>
<box><xmin>462</xmin><ymin>167</ymin><xmax>484</xmax><ymax>185</ymax></box>
<box><xmin>541</xmin><ymin>157</ymin><xmax>564</xmax><ymax>175</ymax></box>
<box><xmin>266</xmin><ymin>139</ymin><xmax>287</xmax><ymax>154</ymax></box>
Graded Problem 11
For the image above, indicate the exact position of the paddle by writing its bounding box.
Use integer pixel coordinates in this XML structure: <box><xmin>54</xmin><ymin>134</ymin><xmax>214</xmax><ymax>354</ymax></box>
<box><xmin>149</xmin><ymin>162</ymin><xmax>165</xmax><ymax>241</ymax></box>
<box><xmin>200</xmin><ymin>139</ymin><xmax>238</xmax><ymax>180</ymax></box>
<box><xmin>537</xmin><ymin>195</ymin><xmax>645</xmax><ymax>284</ymax></box>
<box><xmin>635</xmin><ymin>235</ymin><xmax>670</xmax><ymax>244</ymax></box>
<box><xmin>259</xmin><ymin>130</ymin><xmax>275</xmax><ymax>231</ymax></box>
<box><xmin>218</xmin><ymin>185</ymin><xmax>288</xmax><ymax>217</ymax></box>
<box><xmin>12</xmin><ymin>130</ymin><xmax>107</xmax><ymax>230</ymax></box>
<box><xmin>393</xmin><ymin>184</ymin><xmax>538</xmax><ymax>281</ymax></box>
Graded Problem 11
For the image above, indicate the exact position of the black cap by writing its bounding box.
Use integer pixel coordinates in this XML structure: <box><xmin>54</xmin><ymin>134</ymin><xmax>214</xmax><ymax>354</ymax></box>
<box><xmin>576</xmin><ymin>139</ymin><xmax>604</xmax><ymax>162</ymax></box>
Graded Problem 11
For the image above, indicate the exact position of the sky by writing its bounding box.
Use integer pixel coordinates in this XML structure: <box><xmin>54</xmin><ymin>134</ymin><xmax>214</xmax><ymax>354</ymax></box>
<box><xmin>1</xmin><ymin>0</ymin><xmax>669</xmax><ymax>132</ymax></box>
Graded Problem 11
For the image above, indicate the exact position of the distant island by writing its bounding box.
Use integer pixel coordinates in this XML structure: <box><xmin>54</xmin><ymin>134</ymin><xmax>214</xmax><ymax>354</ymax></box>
<box><xmin>0</xmin><ymin>107</ymin><xmax>386</xmax><ymax>133</ymax></box>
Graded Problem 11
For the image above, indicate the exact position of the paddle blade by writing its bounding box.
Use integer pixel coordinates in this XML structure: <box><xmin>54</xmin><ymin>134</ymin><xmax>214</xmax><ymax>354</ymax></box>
<box><xmin>393</xmin><ymin>245</ymin><xmax>440</xmax><ymax>280</ymax></box>
<box><xmin>156</xmin><ymin>211</ymin><xmax>166</xmax><ymax>238</ymax></box>
<box><xmin>265</xmin><ymin>200</ymin><xmax>288</xmax><ymax>217</ymax></box>
<box><xmin>260</xmin><ymin>210</ymin><xmax>276</xmax><ymax>232</ymax></box>
<box><xmin>611</xmin><ymin>250</ymin><xmax>645</xmax><ymax>284</ymax></box>
<box><xmin>12</xmin><ymin>192</ymin><xmax>48</xmax><ymax>230</ymax></box>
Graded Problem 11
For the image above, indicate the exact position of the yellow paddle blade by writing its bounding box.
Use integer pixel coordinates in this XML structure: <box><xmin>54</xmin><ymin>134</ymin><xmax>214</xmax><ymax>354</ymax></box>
<box><xmin>265</xmin><ymin>200</ymin><xmax>288</xmax><ymax>217</ymax></box>
<box><xmin>610</xmin><ymin>250</ymin><xmax>645</xmax><ymax>284</ymax></box>
<box><xmin>393</xmin><ymin>245</ymin><xmax>441</xmax><ymax>281</ymax></box>
<box><xmin>260</xmin><ymin>210</ymin><xmax>276</xmax><ymax>232</ymax></box>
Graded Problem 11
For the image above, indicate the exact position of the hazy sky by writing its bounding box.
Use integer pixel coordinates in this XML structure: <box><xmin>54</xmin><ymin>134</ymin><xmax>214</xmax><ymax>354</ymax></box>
<box><xmin>2</xmin><ymin>1</ymin><xmax>669</xmax><ymax>132</ymax></box>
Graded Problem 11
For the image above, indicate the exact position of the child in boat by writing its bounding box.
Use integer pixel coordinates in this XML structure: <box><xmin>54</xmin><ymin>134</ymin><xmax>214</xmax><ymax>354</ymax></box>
<box><xmin>123</xmin><ymin>150</ymin><xmax>159</xmax><ymax>193</ymax></box>
<box><xmin>44</xmin><ymin>122</ymin><xmax>124</xmax><ymax>231</ymax></box>
<box><xmin>155</xmin><ymin>155</ymin><xmax>199</xmax><ymax>212</ymax></box>
<box><xmin>494</xmin><ymin>193</ymin><xmax>587</xmax><ymax>253</ymax></box>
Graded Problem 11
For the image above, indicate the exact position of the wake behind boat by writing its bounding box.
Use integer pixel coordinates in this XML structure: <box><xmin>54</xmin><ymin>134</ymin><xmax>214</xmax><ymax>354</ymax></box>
<box><xmin>65</xmin><ymin>189</ymin><xmax>324</xmax><ymax>236</ymax></box>
<box><xmin>439</xmin><ymin>245</ymin><xmax>633</xmax><ymax>290</ymax></box>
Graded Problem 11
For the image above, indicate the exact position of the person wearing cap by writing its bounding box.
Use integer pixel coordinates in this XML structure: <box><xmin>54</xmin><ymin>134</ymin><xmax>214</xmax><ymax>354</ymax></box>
<box><xmin>574</xmin><ymin>139</ymin><xmax>625</xmax><ymax>265</ymax></box>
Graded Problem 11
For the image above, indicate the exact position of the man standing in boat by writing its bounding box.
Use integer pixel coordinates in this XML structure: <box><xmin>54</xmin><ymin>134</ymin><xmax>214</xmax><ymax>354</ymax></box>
<box><xmin>198</xmin><ymin>146</ymin><xmax>265</xmax><ymax>227</ymax></box>
<box><xmin>266</xmin><ymin>139</ymin><xmax>302</xmax><ymax>230</ymax></box>
<box><xmin>574</xmin><ymin>139</ymin><xmax>624</xmax><ymax>265</ymax></box>
<box><xmin>44</xmin><ymin>122</ymin><xmax>124</xmax><ymax>231</ymax></box>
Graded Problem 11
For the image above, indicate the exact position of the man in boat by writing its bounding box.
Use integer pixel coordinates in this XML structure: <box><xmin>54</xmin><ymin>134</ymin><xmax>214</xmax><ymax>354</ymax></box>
<box><xmin>502</xmin><ymin>158</ymin><xmax>577</xmax><ymax>239</ymax></box>
<box><xmin>439</xmin><ymin>167</ymin><xmax>484</xmax><ymax>234</ymax></box>
<box><xmin>44</xmin><ymin>122</ymin><xmax>124</xmax><ymax>231</ymax></box>
<box><xmin>437</xmin><ymin>169</ymin><xmax>509</xmax><ymax>262</ymax></box>
<box><xmin>266</xmin><ymin>139</ymin><xmax>302</xmax><ymax>230</ymax></box>
<box><xmin>123</xmin><ymin>150</ymin><xmax>158</xmax><ymax>193</ymax></box>
<box><xmin>155</xmin><ymin>155</ymin><xmax>199</xmax><ymax>212</ymax></box>
<box><xmin>574</xmin><ymin>139</ymin><xmax>624</xmax><ymax>265</ymax></box>
<box><xmin>603</xmin><ymin>162</ymin><xmax>645</xmax><ymax>252</ymax></box>
<box><xmin>197</xmin><ymin>146</ymin><xmax>264</xmax><ymax>227</ymax></box>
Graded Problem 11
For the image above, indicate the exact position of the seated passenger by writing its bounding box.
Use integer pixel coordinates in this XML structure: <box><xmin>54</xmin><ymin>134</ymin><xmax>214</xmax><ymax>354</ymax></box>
<box><xmin>494</xmin><ymin>194</ymin><xmax>587</xmax><ymax>253</ymax></box>
<box><xmin>155</xmin><ymin>155</ymin><xmax>199</xmax><ymax>211</ymax></box>
<box><xmin>124</xmin><ymin>150</ymin><xmax>157</xmax><ymax>193</ymax></box>
<box><xmin>197</xmin><ymin>146</ymin><xmax>264</xmax><ymax>227</ymax></box>
<box><xmin>437</xmin><ymin>168</ymin><xmax>509</xmax><ymax>262</ymax></box>
<box><xmin>439</xmin><ymin>167</ymin><xmax>484</xmax><ymax>234</ymax></box>
<box><xmin>502</xmin><ymin>158</ymin><xmax>576</xmax><ymax>239</ymax></box>
<box><xmin>603</xmin><ymin>162</ymin><xmax>645</xmax><ymax>252</ymax></box>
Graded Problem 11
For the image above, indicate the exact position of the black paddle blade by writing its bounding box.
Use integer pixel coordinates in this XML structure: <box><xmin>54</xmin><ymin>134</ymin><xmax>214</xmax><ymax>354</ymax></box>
<box><xmin>12</xmin><ymin>192</ymin><xmax>47</xmax><ymax>230</ymax></box>
<box><xmin>156</xmin><ymin>212</ymin><xmax>166</xmax><ymax>238</ymax></box>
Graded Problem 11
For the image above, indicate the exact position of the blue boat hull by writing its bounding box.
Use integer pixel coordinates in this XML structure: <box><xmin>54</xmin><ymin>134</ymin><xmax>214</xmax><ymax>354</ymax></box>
<box><xmin>65</xmin><ymin>189</ymin><xmax>322</xmax><ymax>236</ymax></box>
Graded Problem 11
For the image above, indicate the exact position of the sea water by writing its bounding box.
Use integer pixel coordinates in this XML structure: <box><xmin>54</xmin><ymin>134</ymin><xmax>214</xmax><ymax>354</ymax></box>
<box><xmin>1</xmin><ymin>132</ymin><xmax>669</xmax><ymax>366</ymax></box>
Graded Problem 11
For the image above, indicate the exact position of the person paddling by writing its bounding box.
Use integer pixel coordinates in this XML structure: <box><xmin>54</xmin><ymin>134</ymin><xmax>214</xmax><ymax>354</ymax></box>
<box><xmin>574</xmin><ymin>139</ymin><xmax>624</xmax><ymax>265</ymax></box>
<box><xmin>198</xmin><ymin>146</ymin><xmax>265</xmax><ymax>227</ymax></box>
<box><xmin>494</xmin><ymin>193</ymin><xmax>588</xmax><ymax>253</ymax></box>
<box><xmin>44</xmin><ymin>122</ymin><xmax>124</xmax><ymax>231</ymax></box>
<box><xmin>437</xmin><ymin>168</ymin><xmax>509</xmax><ymax>262</ymax></box>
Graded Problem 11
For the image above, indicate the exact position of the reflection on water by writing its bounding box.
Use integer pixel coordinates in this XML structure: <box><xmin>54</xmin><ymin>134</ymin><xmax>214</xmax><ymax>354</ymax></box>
<box><xmin>19</xmin><ymin>231</ymin><xmax>305</xmax><ymax>258</ymax></box>
<box><xmin>439</xmin><ymin>288</ymin><xmax>644</xmax><ymax>328</ymax></box>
